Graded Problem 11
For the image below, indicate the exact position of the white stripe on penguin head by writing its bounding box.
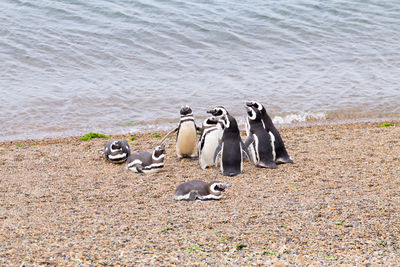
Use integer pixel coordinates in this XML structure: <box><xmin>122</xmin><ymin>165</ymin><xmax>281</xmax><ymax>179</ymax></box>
<box><xmin>247</xmin><ymin>107</ymin><xmax>257</xmax><ymax>120</ymax></box>
<box><xmin>110</xmin><ymin>141</ymin><xmax>122</xmax><ymax>153</ymax></box>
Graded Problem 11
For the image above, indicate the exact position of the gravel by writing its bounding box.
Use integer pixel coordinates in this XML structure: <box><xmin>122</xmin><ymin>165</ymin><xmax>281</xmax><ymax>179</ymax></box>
<box><xmin>0</xmin><ymin>121</ymin><xmax>399</xmax><ymax>265</ymax></box>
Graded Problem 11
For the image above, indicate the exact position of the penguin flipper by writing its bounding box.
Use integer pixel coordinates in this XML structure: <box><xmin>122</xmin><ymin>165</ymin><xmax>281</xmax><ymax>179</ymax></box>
<box><xmin>241</xmin><ymin>140</ymin><xmax>252</xmax><ymax>162</ymax></box>
<box><xmin>160</xmin><ymin>127</ymin><xmax>179</xmax><ymax>144</ymax></box>
<box><xmin>199</xmin><ymin>133</ymin><xmax>206</xmax><ymax>152</ymax></box>
<box><xmin>188</xmin><ymin>191</ymin><xmax>199</xmax><ymax>201</ymax></box>
<box><xmin>136</xmin><ymin>165</ymin><xmax>144</xmax><ymax>173</ymax></box>
<box><xmin>213</xmin><ymin>142</ymin><xmax>222</xmax><ymax>166</ymax></box>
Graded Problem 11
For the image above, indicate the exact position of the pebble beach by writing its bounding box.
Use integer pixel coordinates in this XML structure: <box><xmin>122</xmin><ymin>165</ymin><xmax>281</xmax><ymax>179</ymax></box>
<box><xmin>0</xmin><ymin>121</ymin><xmax>399</xmax><ymax>265</ymax></box>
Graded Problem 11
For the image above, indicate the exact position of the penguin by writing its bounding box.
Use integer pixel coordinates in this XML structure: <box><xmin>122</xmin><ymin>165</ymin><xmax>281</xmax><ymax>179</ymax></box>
<box><xmin>126</xmin><ymin>142</ymin><xmax>166</xmax><ymax>173</ymax></box>
<box><xmin>104</xmin><ymin>140</ymin><xmax>130</xmax><ymax>163</ymax></box>
<box><xmin>173</xmin><ymin>105</ymin><xmax>200</xmax><ymax>160</ymax></box>
<box><xmin>213</xmin><ymin>114</ymin><xmax>251</xmax><ymax>176</ymax></box>
<box><xmin>245</xmin><ymin>101</ymin><xmax>293</xmax><ymax>164</ymax></box>
<box><xmin>174</xmin><ymin>180</ymin><xmax>230</xmax><ymax>201</ymax></box>
<box><xmin>198</xmin><ymin>116</ymin><xmax>224</xmax><ymax>170</ymax></box>
<box><xmin>244</xmin><ymin>105</ymin><xmax>277</xmax><ymax>169</ymax></box>
<box><xmin>207</xmin><ymin>106</ymin><xmax>229</xmax><ymax>117</ymax></box>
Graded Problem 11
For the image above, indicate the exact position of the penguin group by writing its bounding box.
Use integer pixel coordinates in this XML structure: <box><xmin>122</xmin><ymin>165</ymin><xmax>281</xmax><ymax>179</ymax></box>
<box><xmin>104</xmin><ymin>139</ymin><xmax>166</xmax><ymax>174</ymax></box>
<box><xmin>102</xmin><ymin>101</ymin><xmax>293</xmax><ymax>201</ymax></box>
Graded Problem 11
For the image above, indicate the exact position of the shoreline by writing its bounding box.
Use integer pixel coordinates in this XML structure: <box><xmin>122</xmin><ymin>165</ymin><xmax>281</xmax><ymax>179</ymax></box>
<box><xmin>1</xmin><ymin>116</ymin><xmax>399</xmax><ymax>144</ymax></box>
<box><xmin>0</xmin><ymin>121</ymin><xmax>399</xmax><ymax>265</ymax></box>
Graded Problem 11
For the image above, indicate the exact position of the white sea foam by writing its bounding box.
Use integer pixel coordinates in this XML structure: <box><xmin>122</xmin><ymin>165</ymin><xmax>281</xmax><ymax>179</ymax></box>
<box><xmin>272</xmin><ymin>112</ymin><xmax>327</xmax><ymax>125</ymax></box>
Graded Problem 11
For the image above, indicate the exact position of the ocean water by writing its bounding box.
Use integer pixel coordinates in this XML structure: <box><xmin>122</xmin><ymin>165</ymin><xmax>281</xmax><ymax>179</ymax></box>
<box><xmin>1</xmin><ymin>0</ymin><xmax>399</xmax><ymax>141</ymax></box>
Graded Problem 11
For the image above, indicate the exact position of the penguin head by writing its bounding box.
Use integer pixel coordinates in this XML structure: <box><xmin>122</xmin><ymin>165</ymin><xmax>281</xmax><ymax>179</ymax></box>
<box><xmin>180</xmin><ymin>105</ymin><xmax>193</xmax><ymax>116</ymax></box>
<box><xmin>246</xmin><ymin>101</ymin><xmax>264</xmax><ymax>112</ymax></box>
<box><xmin>209</xmin><ymin>181</ymin><xmax>230</xmax><ymax>196</ymax></box>
<box><xmin>153</xmin><ymin>142</ymin><xmax>166</xmax><ymax>160</ymax></box>
<box><xmin>217</xmin><ymin>115</ymin><xmax>231</xmax><ymax>129</ymax></box>
<box><xmin>207</xmin><ymin>106</ymin><xmax>229</xmax><ymax>116</ymax></box>
<box><xmin>246</xmin><ymin>106</ymin><xmax>262</xmax><ymax>122</ymax></box>
<box><xmin>111</xmin><ymin>140</ymin><xmax>122</xmax><ymax>150</ymax></box>
<box><xmin>203</xmin><ymin>116</ymin><xmax>219</xmax><ymax>127</ymax></box>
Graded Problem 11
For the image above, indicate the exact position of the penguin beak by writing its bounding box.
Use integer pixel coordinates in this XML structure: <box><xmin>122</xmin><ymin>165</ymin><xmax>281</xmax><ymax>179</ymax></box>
<box><xmin>220</xmin><ymin>183</ymin><xmax>230</xmax><ymax>190</ymax></box>
<box><xmin>206</xmin><ymin>109</ymin><xmax>213</xmax><ymax>114</ymax></box>
<box><xmin>245</xmin><ymin>101</ymin><xmax>253</xmax><ymax>107</ymax></box>
<box><xmin>225</xmin><ymin>183</ymin><xmax>231</xmax><ymax>188</ymax></box>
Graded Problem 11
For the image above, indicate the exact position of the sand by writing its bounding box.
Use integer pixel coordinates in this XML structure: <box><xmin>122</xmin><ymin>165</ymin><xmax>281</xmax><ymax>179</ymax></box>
<box><xmin>0</xmin><ymin>121</ymin><xmax>399</xmax><ymax>266</ymax></box>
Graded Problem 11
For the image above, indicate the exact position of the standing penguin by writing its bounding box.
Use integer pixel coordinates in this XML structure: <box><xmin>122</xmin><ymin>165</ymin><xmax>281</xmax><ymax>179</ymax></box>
<box><xmin>104</xmin><ymin>140</ymin><xmax>131</xmax><ymax>163</ymax></box>
<box><xmin>126</xmin><ymin>142</ymin><xmax>166</xmax><ymax>173</ymax></box>
<box><xmin>173</xmin><ymin>105</ymin><xmax>200</xmax><ymax>160</ymax></box>
<box><xmin>245</xmin><ymin>106</ymin><xmax>277</xmax><ymax>169</ymax></box>
<box><xmin>214</xmin><ymin>114</ymin><xmax>251</xmax><ymax>176</ymax></box>
<box><xmin>246</xmin><ymin>101</ymin><xmax>293</xmax><ymax>164</ymax></box>
<box><xmin>198</xmin><ymin>116</ymin><xmax>224</xmax><ymax>170</ymax></box>
<box><xmin>174</xmin><ymin>180</ymin><xmax>230</xmax><ymax>201</ymax></box>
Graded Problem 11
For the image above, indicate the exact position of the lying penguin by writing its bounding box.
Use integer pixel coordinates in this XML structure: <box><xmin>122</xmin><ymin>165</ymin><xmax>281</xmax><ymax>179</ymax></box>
<box><xmin>245</xmin><ymin>101</ymin><xmax>293</xmax><ymax>164</ymax></box>
<box><xmin>174</xmin><ymin>180</ymin><xmax>230</xmax><ymax>201</ymax></box>
<box><xmin>198</xmin><ymin>116</ymin><xmax>224</xmax><ymax>170</ymax></box>
<box><xmin>104</xmin><ymin>140</ymin><xmax>131</xmax><ymax>163</ymax></box>
<box><xmin>126</xmin><ymin>142</ymin><xmax>166</xmax><ymax>173</ymax></box>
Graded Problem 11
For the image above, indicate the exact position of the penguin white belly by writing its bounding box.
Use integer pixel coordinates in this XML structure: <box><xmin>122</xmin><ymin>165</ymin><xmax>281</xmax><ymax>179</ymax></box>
<box><xmin>199</xmin><ymin>131</ymin><xmax>221</xmax><ymax>169</ymax></box>
<box><xmin>246</xmin><ymin>118</ymin><xmax>257</xmax><ymax>164</ymax></box>
<box><xmin>176</xmin><ymin>122</ymin><xmax>197</xmax><ymax>157</ymax></box>
<box><xmin>269</xmin><ymin>131</ymin><xmax>276</xmax><ymax>162</ymax></box>
<box><xmin>219</xmin><ymin>143</ymin><xmax>224</xmax><ymax>173</ymax></box>
<box><xmin>247</xmin><ymin>135</ymin><xmax>258</xmax><ymax>165</ymax></box>
<box><xmin>142</xmin><ymin>167</ymin><xmax>162</xmax><ymax>174</ymax></box>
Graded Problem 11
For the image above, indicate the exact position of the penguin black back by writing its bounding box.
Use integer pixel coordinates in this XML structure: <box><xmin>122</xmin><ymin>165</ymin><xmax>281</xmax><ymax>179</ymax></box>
<box><xmin>214</xmin><ymin>114</ymin><xmax>250</xmax><ymax>176</ymax></box>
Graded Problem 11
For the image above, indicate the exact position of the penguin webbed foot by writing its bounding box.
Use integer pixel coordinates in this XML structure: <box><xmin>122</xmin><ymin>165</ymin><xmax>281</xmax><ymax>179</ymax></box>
<box><xmin>223</xmin><ymin>171</ymin><xmax>240</xmax><ymax>177</ymax></box>
<box><xmin>276</xmin><ymin>157</ymin><xmax>294</xmax><ymax>164</ymax></box>
<box><xmin>257</xmin><ymin>162</ymin><xmax>277</xmax><ymax>169</ymax></box>
<box><xmin>266</xmin><ymin>163</ymin><xmax>278</xmax><ymax>169</ymax></box>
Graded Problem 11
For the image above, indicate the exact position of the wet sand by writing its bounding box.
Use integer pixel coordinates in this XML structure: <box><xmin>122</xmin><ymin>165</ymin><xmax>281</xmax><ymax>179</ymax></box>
<box><xmin>0</xmin><ymin>121</ymin><xmax>399</xmax><ymax>265</ymax></box>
